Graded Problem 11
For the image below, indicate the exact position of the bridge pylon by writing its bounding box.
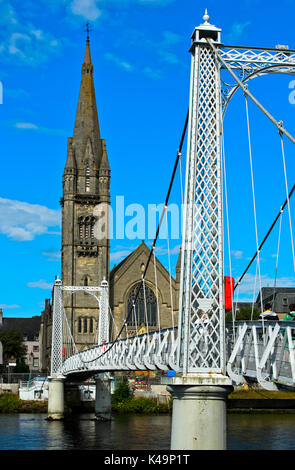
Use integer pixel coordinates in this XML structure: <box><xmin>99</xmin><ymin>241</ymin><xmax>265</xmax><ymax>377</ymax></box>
<box><xmin>47</xmin><ymin>277</ymin><xmax>110</xmax><ymax>420</ymax></box>
<box><xmin>166</xmin><ymin>12</ymin><xmax>233</xmax><ymax>450</ymax></box>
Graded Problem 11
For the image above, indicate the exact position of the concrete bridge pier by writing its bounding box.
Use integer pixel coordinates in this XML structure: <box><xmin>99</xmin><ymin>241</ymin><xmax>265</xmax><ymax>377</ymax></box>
<box><xmin>47</xmin><ymin>375</ymin><xmax>66</xmax><ymax>420</ymax></box>
<box><xmin>167</xmin><ymin>374</ymin><xmax>233</xmax><ymax>450</ymax></box>
<box><xmin>94</xmin><ymin>374</ymin><xmax>112</xmax><ymax>421</ymax></box>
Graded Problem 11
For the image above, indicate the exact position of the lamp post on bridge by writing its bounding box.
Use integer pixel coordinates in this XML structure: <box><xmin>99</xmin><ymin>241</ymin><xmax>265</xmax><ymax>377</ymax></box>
<box><xmin>166</xmin><ymin>11</ymin><xmax>233</xmax><ymax>450</ymax></box>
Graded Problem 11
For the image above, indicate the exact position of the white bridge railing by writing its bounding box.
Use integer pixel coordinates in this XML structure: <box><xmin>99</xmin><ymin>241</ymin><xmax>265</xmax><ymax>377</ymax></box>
<box><xmin>56</xmin><ymin>320</ymin><xmax>295</xmax><ymax>390</ymax></box>
<box><xmin>59</xmin><ymin>327</ymin><xmax>178</xmax><ymax>376</ymax></box>
<box><xmin>226</xmin><ymin>321</ymin><xmax>295</xmax><ymax>390</ymax></box>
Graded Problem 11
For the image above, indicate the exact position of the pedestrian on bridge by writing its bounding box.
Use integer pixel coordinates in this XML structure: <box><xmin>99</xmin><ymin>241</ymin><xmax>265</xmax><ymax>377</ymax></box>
<box><xmin>283</xmin><ymin>304</ymin><xmax>295</xmax><ymax>361</ymax></box>
<box><xmin>259</xmin><ymin>303</ymin><xmax>279</xmax><ymax>321</ymax></box>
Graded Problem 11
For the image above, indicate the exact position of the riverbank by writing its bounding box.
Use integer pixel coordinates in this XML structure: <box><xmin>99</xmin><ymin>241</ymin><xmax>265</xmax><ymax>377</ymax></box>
<box><xmin>228</xmin><ymin>388</ymin><xmax>295</xmax><ymax>413</ymax></box>
<box><xmin>0</xmin><ymin>393</ymin><xmax>48</xmax><ymax>413</ymax></box>
<box><xmin>1</xmin><ymin>389</ymin><xmax>295</xmax><ymax>414</ymax></box>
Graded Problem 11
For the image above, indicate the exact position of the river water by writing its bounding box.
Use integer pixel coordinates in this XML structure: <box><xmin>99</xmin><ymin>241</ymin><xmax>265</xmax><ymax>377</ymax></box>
<box><xmin>0</xmin><ymin>413</ymin><xmax>295</xmax><ymax>450</ymax></box>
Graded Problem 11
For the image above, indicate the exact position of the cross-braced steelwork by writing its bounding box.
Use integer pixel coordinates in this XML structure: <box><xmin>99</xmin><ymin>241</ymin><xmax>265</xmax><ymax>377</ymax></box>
<box><xmin>50</xmin><ymin>279</ymin><xmax>110</xmax><ymax>375</ymax></box>
<box><xmin>177</xmin><ymin>16</ymin><xmax>225</xmax><ymax>374</ymax></box>
<box><xmin>226</xmin><ymin>321</ymin><xmax>295</xmax><ymax>390</ymax></box>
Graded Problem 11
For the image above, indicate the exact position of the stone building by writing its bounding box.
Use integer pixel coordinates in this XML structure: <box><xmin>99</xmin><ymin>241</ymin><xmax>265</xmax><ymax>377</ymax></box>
<box><xmin>39</xmin><ymin>34</ymin><xmax>180</xmax><ymax>371</ymax></box>
<box><xmin>110</xmin><ymin>241</ymin><xmax>180</xmax><ymax>338</ymax></box>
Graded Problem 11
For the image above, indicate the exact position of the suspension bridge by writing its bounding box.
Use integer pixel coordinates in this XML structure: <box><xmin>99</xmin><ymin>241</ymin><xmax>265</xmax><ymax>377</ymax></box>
<box><xmin>47</xmin><ymin>11</ymin><xmax>295</xmax><ymax>449</ymax></box>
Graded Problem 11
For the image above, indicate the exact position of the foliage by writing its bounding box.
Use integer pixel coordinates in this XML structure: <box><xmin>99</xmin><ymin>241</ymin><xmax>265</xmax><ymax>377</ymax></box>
<box><xmin>225</xmin><ymin>306</ymin><xmax>260</xmax><ymax>322</ymax></box>
<box><xmin>14</xmin><ymin>360</ymin><xmax>30</xmax><ymax>373</ymax></box>
<box><xmin>0</xmin><ymin>328</ymin><xmax>27</xmax><ymax>364</ymax></box>
<box><xmin>0</xmin><ymin>393</ymin><xmax>22</xmax><ymax>412</ymax></box>
<box><xmin>0</xmin><ymin>393</ymin><xmax>47</xmax><ymax>413</ymax></box>
<box><xmin>112</xmin><ymin>381</ymin><xmax>132</xmax><ymax>403</ymax></box>
<box><xmin>111</xmin><ymin>380</ymin><xmax>171</xmax><ymax>414</ymax></box>
<box><xmin>112</xmin><ymin>396</ymin><xmax>171</xmax><ymax>415</ymax></box>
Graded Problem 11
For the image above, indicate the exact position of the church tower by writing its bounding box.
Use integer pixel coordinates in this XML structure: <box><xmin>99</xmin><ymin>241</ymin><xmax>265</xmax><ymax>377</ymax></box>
<box><xmin>61</xmin><ymin>32</ymin><xmax>110</xmax><ymax>350</ymax></box>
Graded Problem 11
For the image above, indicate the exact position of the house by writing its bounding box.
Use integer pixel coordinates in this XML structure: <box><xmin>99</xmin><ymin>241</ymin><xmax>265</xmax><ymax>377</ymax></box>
<box><xmin>256</xmin><ymin>287</ymin><xmax>295</xmax><ymax>318</ymax></box>
<box><xmin>0</xmin><ymin>309</ymin><xmax>41</xmax><ymax>372</ymax></box>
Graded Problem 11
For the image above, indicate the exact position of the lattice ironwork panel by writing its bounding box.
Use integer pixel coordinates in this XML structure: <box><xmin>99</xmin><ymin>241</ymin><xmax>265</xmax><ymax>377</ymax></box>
<box><xmin>50</xmin><ymin>280</ymin><xmax>110</xmax><ymax>375</ymax></box>
<box><xmin>178</xmin><ymin>44</ymin><xmax>224</xmax><ymax>374</ymax></box>
<box><xmin>51</xmin><ymin>281</ymin><xmax>64</xmax><ymax>375</ymax></box>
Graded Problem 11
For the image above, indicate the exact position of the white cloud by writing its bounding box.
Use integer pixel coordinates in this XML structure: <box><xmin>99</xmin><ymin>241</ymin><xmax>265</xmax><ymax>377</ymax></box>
<box><xmin>0</xmin><ymin>0</ymin><xmax>17</xmax><ymax>26</ymax></box>
<box><xmin>158</xmin><ymin>50</ymin><xmax>179</xmax><ymax>64</ymax></box>
<box><xmin>0</xmin><ymin>198</ymin><xmax>61</xmax><ymax>241</ymax></box>
<box><xmin>237</xmin><ymin>273</ymin><xmax>295</xmax><ymax>297</ymax></box>
<box><xmin>108</xmin><ymin>0</ymin><xmax>175</xmax><ymax>5</ymax></box>
<box><xmin>42</xmin><ymin>251</ymin><xmax>61</xmax><ymax>261</ymax></box>
<box><xmin>143</xmin><ymin>66</ymin><xmax>162</xmax><ymax>80</ymax></box>
<box><xmin>0</xmin><ymin>1</ymin><xmax>62</xmax><ymax>66</ymax></box>
<box><xmin>0</xmin><ymin>304</ymin><xmax>20</xmax><ymax>309</ymax></box>
<box><xmin>6</xmin><ymin>28</ymin><xmax>61</xmax><ymax>65</ymax></box>
<box><xmin>15</xmin><ymin>122</ymin><xmax>39</xmax><ymax>130</ymax></box>
<box><xmin>27</xmin><ymin>280</ymin><xmax>53</xmax><ymax>290</ymax></box>
<box><xmin>14</xmin><ymin>121</ymin><xmax>68</xmax><ymax>136</ymax></box>
<box><xmin>225</xmin><ymin>21</ymin><xmax>251</xmax><ymax>42</ymax></box>
<box><xmin>110</xmin><ymin>249</ymin><xmax>133</xmax><ymax>263</ymax></box>
<box><xmin>70</xmin><ymin>0</ymin><xmax>102</xmax><ymax>21</ymax></box>
<box><xmin>104</xmin><ymin>52</ymin><xmax>134</xmax><ymax>72</ymax></box>
<box><xmin>161</xmin><ymin>30</ymin><xmax>182</xmax><ymax>46</ymax></box>
<box><xmin>152</xmin><ymin>244</ymin><xmax>181</xmax><ymax>256</ymax></box>
<box><xmin>232</xmin><ymin>250</ymin><xmax>243</xmax><ymax>259</ymax></box>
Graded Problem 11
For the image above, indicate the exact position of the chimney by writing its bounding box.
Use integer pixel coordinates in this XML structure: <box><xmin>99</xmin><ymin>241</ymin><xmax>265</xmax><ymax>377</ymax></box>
<box><xmin>0</xmin><ymin>308</ymin><xmax>3</xmax><ymax>326</ymax></box>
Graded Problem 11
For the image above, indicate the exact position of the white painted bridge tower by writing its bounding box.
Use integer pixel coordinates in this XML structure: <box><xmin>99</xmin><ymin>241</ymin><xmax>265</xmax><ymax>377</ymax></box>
<box><xmin>166</xmin><ymin>12</ymin><xmax>233</xmax><ymax>450</ymax></box>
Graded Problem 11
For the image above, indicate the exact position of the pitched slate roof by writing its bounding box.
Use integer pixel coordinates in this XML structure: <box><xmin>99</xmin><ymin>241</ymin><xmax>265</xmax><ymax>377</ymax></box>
<box><xmin>0</xmin><ymin>316</ymin><xmax>41</xmax><ymax>341</ymax></box>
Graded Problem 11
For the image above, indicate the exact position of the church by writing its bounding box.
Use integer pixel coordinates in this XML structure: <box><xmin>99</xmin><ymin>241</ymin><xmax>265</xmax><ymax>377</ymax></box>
<box><xmin>40</xmin><ymin>34</ymin><xmax>180</xmax><ymax>372</ymax></box>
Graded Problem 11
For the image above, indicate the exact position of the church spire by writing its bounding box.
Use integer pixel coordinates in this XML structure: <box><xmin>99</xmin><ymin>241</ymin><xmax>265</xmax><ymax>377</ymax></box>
<box><xmin>84</xmin><ymin>22</ymin><xmax>91</xmax><ymax>64</ymax></box>
<box><xmin>72</xmin><ymin>25</ymin><xmax>101</xmax><ymax>164</ymax></box>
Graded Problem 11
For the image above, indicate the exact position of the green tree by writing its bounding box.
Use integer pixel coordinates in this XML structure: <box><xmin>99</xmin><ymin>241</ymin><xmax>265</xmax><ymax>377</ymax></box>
<box><xmin>112</xmin><ymin>381</ymin><xmax>131</xmax><ymax>403</ymax></box>
<box><xmin>225</xmin><ymin>306</ymin><xmax>260</xmax><ymax>322</ymax></box>
<box><xmin>0</xmin><ymin>328</ymin><xmax>27</xmax><ymax>366</ymax></box>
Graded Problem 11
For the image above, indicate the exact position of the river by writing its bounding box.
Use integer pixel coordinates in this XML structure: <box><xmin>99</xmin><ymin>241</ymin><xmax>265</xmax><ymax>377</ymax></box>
<box><xmin>0</xmin><ymin>413</ymin><xmax>295</xmax><ymax>450</ymax></box>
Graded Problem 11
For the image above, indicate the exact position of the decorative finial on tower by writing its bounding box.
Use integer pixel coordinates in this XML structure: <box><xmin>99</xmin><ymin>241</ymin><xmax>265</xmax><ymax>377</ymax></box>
<box><xmin>203</xmin><ymin>9</ymin><xmax>210</xmax><ymax>24</ymax></box>
<box><xmin>191</xmin><ymin>9</ymin><xmax>221</xmax><ymax>46</ymax></box>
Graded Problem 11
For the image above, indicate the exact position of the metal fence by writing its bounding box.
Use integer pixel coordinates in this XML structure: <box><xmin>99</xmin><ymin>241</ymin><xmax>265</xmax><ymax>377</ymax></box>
<box><xmin>0</xmin><ymin>373</ymin><xmax>47</xmax><ymax>384</ymax></box>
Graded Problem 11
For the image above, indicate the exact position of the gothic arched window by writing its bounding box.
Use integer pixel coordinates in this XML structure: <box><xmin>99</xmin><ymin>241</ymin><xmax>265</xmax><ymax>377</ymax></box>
<box><xmin>127</xmin><ymin>283</ymin><xmax>157</xmax><ymax>327</ymax></box>
<box><xmin>78</xmin><ymin>216</ymin><xmax>96</xmax><ymax>242</ymax></box>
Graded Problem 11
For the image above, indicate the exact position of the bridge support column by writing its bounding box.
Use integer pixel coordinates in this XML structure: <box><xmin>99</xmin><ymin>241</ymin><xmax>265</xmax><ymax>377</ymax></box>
<box><xmin>167</xmin><ymin>375</ymin><xmax>233</xmax><ymax>450</ymax></box>
<box><xmin>47</xmin><ymin>375</ymin><xmax>66</xmax><ymax>420</ymax></box>
<box><xmin>94</xmin><ymin>374</ymin><xmax>112</xmax><ymax>421</ymax></box>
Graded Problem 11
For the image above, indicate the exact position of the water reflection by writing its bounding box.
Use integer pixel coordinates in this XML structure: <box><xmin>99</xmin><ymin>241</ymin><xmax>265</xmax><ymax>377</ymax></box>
<box><xmin>61</xmin><ymin>415</ymin><xmax>172</xmax><ymax>450</ymax></box>
<box><xmin>227</xmin><ymin>414</ymin><xmax>295</xmax><ymax>450</ymax></box>
<box><xmin>1</xmin><ymin>413</ymin><xmax>295</xmax><ymax>450</ymax></box>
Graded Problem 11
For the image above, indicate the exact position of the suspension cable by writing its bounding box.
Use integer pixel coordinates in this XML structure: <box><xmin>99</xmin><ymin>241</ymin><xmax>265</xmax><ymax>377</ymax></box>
<box><xmin>221</xmin><ymin>101</ymin><xmax>235</xmax><ymax>330</ymax></box>
<box><xmin>271</xmin><ymin>209</ymin><xmax>283</xmax><ymax>311</ymax></box>
<box><xmin>152</xmin><ymin>248</ymin><xmax>161</xmax><ymax>333</ymax></box>
<box><xmin>165</xmin><ymin>209</ymin><xmax>175</xmax><ymax>331</ymax></box>
<box><xmin>84</xmin><ymin>110</ymin><xmax>189</xmax><ymax>362</ymax></box>
<box><xmin>234</xmin><ymin>183</ymin><xmax>295</xmax><ymax>290</ymax></box>
<box><xmin>279</xmin><ymin>127</ymin><xmax>295</xmax><ymax>273</ymax></box>
<box><xmin>245</xmin><ymin>93</ymin><xmax>264</xmax><ymax>314</ymax></box>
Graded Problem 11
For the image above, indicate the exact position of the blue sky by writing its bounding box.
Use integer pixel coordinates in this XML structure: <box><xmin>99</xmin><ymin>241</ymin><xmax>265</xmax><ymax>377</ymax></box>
<box><xmin>1</xmin><ymin>0</ymin><xmax>295</xmax><ymax>318</ymax></box>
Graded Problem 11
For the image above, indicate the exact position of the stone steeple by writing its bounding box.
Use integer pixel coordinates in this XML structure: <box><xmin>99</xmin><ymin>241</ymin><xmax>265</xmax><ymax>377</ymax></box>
<box><xmin>72</xmin><ymin>35</ymin><xmax>102</xmax><ymax>166</ymax></box>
